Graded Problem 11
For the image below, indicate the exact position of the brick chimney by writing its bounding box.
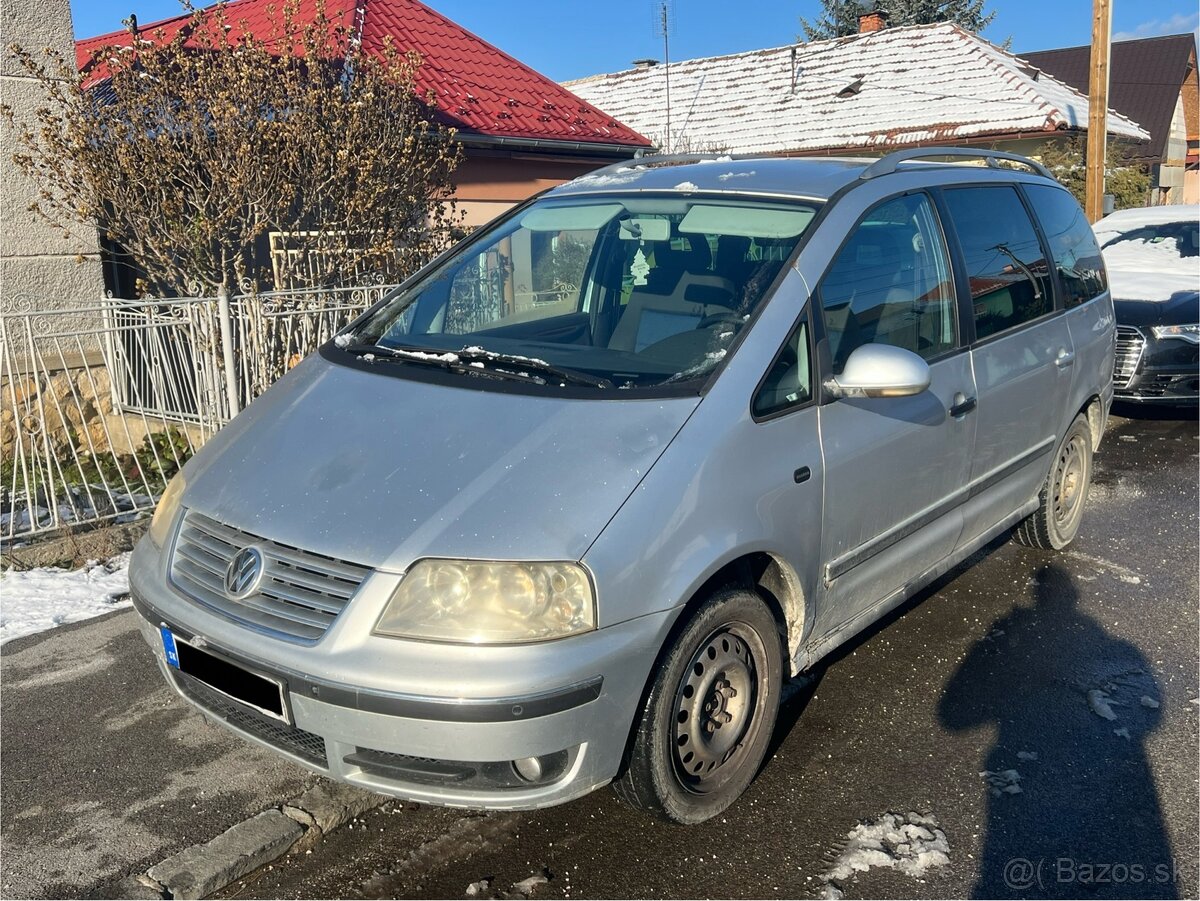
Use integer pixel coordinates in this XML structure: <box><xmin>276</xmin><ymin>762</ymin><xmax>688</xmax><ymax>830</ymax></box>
<box><xmin>858</xmin><ymin>0</ymin><xmax>887</xmax><ymax>33</ymax></box>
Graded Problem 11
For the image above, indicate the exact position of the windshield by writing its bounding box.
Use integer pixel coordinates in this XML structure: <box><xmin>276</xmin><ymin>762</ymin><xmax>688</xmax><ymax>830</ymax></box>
<box><xmin>342</xmin><ymin>194</ymin><xmax>818</xmax><ymax>392</ymax></box>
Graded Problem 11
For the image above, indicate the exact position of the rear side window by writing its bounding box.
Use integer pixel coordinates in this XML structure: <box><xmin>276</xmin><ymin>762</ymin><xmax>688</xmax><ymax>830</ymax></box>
<box><xmin>942</xmin><ymin>186</ymin><xmax>1054</xmax><ymax>340</ymax></box>
<box><xmin>820</xmin><ymin>193</ymin><xmax>957</xmax><ymax>373</ymax></box>
<box><xmin>1025</xmin><ymin>185</ymin><xmax>1108</xmax><ymax>307</ymax></box>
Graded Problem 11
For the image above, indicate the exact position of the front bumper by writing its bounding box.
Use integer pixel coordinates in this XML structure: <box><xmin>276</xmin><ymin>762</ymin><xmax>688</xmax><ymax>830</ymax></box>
<box><xmin>1113</xmin><ymin>329</ymin><xmax>1199</xmax><ymax>405</ymax></box>
<box><xmin>129</xmin><ymin>537</ymin><xmax>677</xmax><ymax>810</ymax></box>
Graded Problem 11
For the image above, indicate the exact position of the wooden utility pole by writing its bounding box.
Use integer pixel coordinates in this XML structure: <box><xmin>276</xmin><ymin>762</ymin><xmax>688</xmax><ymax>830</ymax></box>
<box><xmin>1085</xmin><ymin>0</ymin><xmax>1112</xmax><ymax>222</ymax></box>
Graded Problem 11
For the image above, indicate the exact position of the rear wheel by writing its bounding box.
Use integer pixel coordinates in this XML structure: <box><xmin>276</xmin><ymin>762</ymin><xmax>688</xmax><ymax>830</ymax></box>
<box><xmin>611</xmin><ymin>589</ymin><xmax>782</xmax><ymax>824</ymax></box>
<box><xmin>1013</xmin><ymin>414</ymin><xmax>1093</xmax><ymax>550</ymax></box>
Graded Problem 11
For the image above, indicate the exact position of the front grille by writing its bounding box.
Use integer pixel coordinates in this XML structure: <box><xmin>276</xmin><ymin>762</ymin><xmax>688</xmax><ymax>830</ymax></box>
<box><xmin>170</xmin><ymin>510</ymin><xmax>371</xmax><ymax>641</ymax></box>
<box><xmin>172</xmin><ymin>668</ymin><xmax>328</xmax><ymax>767</ymax></box>
<box><xmin>1113</xmin><ymin>326</ymin><xmax>1145</xmax><ymax>389</ymax></box>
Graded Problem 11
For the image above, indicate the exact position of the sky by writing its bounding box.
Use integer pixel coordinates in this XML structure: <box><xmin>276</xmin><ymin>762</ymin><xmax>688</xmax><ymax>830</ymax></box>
<box><xmin>69</xmin><ymin>1</ymin><xmax>1200</xmax><ymax>83</ymax></box>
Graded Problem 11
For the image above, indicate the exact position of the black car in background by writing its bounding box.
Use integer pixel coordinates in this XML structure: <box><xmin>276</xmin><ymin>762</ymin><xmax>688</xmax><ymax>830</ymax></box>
<box><xmin>1094</xmin><ymin>206</ymin><xmax>1199</xmax><ymax>406</ymax></box>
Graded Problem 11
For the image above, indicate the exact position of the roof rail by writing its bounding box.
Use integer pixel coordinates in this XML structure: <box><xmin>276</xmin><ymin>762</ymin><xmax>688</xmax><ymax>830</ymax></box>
<box><xmin>859</xmin><ymin>148</ymin><xmax>1054</xmax><ymax>181</ymax></box>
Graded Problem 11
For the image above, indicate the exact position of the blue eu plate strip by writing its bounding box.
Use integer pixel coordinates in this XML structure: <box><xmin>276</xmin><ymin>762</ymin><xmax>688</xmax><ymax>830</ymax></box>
<box><xmin>160</xmin><ymin>627</ymin><xmax>180</xmax><ymax>668</ymax></box>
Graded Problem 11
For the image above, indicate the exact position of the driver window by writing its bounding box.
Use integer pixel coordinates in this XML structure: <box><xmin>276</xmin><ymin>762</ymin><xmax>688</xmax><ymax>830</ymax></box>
<box><xmin>820</xmin><ymin>193</ymin><xmax>957</xmax><ymax>373</ymax></box>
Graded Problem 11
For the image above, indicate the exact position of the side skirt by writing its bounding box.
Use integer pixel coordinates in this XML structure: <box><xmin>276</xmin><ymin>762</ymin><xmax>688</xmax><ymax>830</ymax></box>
<box><xmin>792</xmin><ymin>498</ymin><xmax>1039</xmax><ymax>674</ymax></box>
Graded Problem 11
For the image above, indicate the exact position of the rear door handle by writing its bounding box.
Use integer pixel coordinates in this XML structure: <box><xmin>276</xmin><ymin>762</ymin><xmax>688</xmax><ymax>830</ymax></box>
<box><xmin>949</xmin><ymin>395</ymin><xmax>977</xmax><ymax>417</ymax></box>
<box><xmin>1055</xmin><ymin>349</ymin><xmax>1076</xmax><ymax>368</ymax></box>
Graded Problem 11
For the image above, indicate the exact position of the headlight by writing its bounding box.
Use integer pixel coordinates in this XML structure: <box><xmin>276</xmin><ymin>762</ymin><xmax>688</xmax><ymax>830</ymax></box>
<box><xmin>1151</xmin><ymin>324</ymin><xmax>1199</xmax><ymax>344</ymax></box>
<box><xmin>374</xmin><ymin>559</ymin><xmax>596</xmax><ymax>644</ymax></box>
<box><xmin>148</xmin><ymin>474</ymin><xmax>186</xmax><ymax>547</ymax></box>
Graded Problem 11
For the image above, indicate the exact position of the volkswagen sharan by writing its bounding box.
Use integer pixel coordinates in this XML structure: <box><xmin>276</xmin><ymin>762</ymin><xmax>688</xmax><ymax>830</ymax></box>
<box><xmin>130</xmin><ymin>148</ymin><xmax>1114</xmax><ymax>823</ymax></box>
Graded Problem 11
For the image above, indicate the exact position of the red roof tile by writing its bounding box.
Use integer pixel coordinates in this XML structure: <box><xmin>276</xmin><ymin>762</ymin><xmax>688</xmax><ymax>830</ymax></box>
<box><xmin>75</xmin><ymin>0</ymin><xmax>650</xmax><ymax>149</ymax></box>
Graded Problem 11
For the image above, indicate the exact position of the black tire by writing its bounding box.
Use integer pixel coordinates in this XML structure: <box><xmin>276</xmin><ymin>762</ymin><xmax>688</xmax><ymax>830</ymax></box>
<box><xmin>611</xmin><ymin>588</ymin><xmax>783</xmax><ymax>824</ymax></box>
<box><xmin>1013</xmin><ymin>414</ymin><xmax>1093</xmax><ymax>550</ymax></box>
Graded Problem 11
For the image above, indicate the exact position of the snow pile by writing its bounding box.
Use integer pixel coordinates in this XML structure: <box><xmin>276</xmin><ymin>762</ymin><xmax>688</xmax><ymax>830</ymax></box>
<box><xmin>673</xmin><ymin>181</ymin><xmax>699</xmax><ymax>191</ymax></box>
<box><xmin>0</xmin><ymin>555</ymin><xmax>131</xmax><ymax>645</ymax></box>
<box><xmin>824</xmin><ymin>811</ymin><xmax>950</xmax><ymax>884</ymax></box>
<box><xmin>980</xmin><ymin>769</ymin><xmax>1023</xmax><ymax>797</ymax></box>
<box><xmin>1087</xmin><ymin>688</ymin><xmax>1119</xmax><ymax>720</ymax></box>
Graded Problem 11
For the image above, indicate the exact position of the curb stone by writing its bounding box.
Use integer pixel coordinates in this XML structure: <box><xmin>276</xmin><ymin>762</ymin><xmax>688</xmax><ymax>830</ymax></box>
<box><xmin>147</xmin><ymin>810</ymin><xmax>304</xmax><ymax>900</ymax></box>
<box><xmin>139</xmin><ymin>781</ymin><xmax>386</xmax><ymax>898</ymax></box>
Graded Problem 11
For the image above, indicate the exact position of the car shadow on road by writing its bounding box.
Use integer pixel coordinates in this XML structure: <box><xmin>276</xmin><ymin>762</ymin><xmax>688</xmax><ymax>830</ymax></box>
<box><xmin>939</xmin><ymin>562</ymin><xmax>1177</xmax><ymax>899</ymax></box>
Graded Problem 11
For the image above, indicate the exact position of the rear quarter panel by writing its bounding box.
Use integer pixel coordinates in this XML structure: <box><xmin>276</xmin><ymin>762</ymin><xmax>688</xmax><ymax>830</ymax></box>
<box><xmin>1065</xmin><ymin>293</ymin><xmax>1116</xmax><ymax>425</ymax></box>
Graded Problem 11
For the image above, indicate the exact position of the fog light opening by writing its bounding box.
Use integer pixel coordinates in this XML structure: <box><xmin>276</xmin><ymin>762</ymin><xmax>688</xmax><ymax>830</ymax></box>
<box><xmin>511</xmin><ymin>750</ymin><xmax>569</xmax><ymax>784</ymax></box>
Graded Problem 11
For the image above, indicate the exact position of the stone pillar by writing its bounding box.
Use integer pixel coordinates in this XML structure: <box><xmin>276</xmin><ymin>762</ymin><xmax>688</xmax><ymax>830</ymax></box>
<box><xmin>1</xmin><ymin>0</ymin><xmax>105</xmax><ymax>309</ymax></box>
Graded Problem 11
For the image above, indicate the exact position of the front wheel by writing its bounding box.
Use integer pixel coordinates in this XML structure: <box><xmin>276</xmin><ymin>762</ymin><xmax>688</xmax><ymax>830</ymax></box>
<box><xmin>611</xmin><ymin>589</ymin><xmax>783</xmax><ymax>824</ymax></box>
<box><xmin>1013</xmin><ymin>414</ymin><xmax>1093</xmax><ymax>550</ymax></box>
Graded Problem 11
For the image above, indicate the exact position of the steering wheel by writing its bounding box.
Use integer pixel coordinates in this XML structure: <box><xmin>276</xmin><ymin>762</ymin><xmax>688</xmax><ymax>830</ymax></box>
<box><xmin>697</xmin><ymin>309</ymin><xmax>743</xmax><ymax>331</ymax></box>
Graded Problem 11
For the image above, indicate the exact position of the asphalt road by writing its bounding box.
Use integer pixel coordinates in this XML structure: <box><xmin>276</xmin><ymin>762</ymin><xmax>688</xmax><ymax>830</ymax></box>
<box><xmin>3</xmin><ymin>407</ymin><xmax>1197</xmax><ymax>900</ymax></box>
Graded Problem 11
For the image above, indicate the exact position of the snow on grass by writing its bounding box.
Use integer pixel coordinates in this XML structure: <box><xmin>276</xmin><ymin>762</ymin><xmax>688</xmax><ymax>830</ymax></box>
<box><xmin>1</xmin><ymin>555</ymin><xmax>131</xmax><ymax>645</ymax></box>
<box><xmin>823</xmin><ymin>812</ymin><xmax>950</xmax><ymax>886</ymax></box>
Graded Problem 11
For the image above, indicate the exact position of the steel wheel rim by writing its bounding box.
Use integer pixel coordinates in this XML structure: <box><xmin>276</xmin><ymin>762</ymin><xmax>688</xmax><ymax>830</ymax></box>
<box><xmin>1053</xmin><ymin>435</ymin><xmax>1086</xmax><ymax>526</ymax></box>
<box><xmin>671</xmin><ymin>623</ymin><xmax>762</xmax><ymax>794</ymax></box>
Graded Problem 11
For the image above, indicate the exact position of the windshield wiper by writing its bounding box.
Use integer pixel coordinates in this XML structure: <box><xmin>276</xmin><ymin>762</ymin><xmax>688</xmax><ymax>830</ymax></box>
<box><xmin>340</xmin><ymin>343</ymin><xmax>518</xmax><ymax>382</ymax></box>
<box><xmin>341</xmin><ymin>342</ymin><xmax>608</xmax><ymax>388</ymax></box>
<box><xmin>452</xmin><ymin>347</ymin><xmax>614</xmax><ymax>389</ymax></box>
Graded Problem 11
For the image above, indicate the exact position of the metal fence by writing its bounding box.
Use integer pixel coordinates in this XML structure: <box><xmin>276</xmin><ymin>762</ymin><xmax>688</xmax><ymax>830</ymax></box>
<box><xmin>1</xmin><ymin>283</ymin><xmax>396</xmax><ymax>544</ymax></box>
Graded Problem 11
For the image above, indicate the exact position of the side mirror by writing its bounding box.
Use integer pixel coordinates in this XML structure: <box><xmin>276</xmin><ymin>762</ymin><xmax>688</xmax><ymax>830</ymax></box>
<box><xmin>825</xmin><ymin>344</ymin><xmax>931</xmax><ymax>399</ymax></box>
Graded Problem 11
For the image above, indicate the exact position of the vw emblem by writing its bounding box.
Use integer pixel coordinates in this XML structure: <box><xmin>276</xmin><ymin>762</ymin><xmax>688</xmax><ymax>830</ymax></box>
<box><xmin>224</xmin><ymin>546</ymin><xmax>264</xmax><ymax>599</ymax></box>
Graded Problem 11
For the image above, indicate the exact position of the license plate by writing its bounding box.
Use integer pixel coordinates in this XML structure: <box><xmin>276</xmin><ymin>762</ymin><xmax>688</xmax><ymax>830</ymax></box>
<box><xmin>160</xmin><ymin>627</ymin><xmax>289</xmax><ymax>723</ymax></box>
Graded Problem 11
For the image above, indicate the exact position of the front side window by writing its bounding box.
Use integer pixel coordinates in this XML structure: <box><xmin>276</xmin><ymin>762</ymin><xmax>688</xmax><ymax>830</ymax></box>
<box><xmin>346</xmin><ymin>196</ymin><xmax>819</xmax><ymax>393</ymax></box>
<box><xmin>942</xmin><ymin>186</ymin><xmax>1054</xmax><ymax>340</ymax></box>
<box><xmin>820</xmin><ymin>193</ymin><xmax>957</xmax><ymax>372</ymax></box>
<box><xmin>1025</xmin><ymin>185</ymin><xmax>1108</xmax><ymax>307</ymax></box>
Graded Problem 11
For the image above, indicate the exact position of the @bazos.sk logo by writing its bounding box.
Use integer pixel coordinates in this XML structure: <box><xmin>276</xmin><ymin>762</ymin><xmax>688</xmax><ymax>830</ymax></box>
<box><xmin>224</xmin><ymin>546</ymin><xmax>265</xmax><ymax>599</ymax></box>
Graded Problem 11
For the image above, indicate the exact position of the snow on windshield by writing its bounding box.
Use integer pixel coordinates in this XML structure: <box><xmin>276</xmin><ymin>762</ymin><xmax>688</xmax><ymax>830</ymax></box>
<box><xmin>1102</xmin><ymin>234</ymin><xmax>1199</xmax><ymax>301</ymax></box>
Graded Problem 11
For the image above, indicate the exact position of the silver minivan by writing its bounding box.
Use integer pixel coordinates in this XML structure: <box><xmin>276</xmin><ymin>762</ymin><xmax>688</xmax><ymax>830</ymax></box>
<box><xmin>130</xmin><ymin>149</ymin><xmax>1114</xmax><ymax>824</ymax></box>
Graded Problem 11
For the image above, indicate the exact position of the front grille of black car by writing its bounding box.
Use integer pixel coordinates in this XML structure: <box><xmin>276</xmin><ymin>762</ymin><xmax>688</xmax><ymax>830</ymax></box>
<box><xmin>1113</xmin><ymin>326</ymin><xmax>1145</xmax><ymax>389</ymax></box>
<box><xmin>172</xmin><ymin>668</ymin><xmax>328</xmax><ymax>767</ymax></box>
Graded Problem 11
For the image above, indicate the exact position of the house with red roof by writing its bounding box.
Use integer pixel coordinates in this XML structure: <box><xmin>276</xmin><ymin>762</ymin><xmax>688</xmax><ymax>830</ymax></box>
<box><xmin>75</xmin><ymin>0</ymin><xmax>651</xmax><ymax>235</ymax></box>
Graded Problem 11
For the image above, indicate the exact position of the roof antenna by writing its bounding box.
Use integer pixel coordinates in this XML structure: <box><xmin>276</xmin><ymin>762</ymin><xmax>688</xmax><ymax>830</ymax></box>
<box><xmin>654</xmin><ymin>1</ymin><xmax>674</xmax><ymax>152</ymax></box>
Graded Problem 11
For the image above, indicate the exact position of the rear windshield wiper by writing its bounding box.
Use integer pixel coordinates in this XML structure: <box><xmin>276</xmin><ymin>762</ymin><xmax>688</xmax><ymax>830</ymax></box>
<box><xmin>453</xmin><ymin>346</ymin><xmax>614</xmax><ymax>389</ymax></box>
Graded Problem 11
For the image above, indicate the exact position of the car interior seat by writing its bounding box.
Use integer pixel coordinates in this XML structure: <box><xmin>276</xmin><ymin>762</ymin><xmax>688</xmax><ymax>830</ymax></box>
<box><xmin>608</xmin><ymin>234</ymin><xmax>736</xmax><ymax>355</ymax></box>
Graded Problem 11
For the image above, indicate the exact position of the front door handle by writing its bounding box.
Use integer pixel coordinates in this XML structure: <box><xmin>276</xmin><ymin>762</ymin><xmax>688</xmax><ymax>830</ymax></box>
<box><xmin>949</xmin><ymin>394</ymin><xmax>977</xmax><ymax>417</ymax></box>
<box><xmin>1055</xmin><ymin>348</ymin><xmax>1076</xmax><ymax>369</ymax></box>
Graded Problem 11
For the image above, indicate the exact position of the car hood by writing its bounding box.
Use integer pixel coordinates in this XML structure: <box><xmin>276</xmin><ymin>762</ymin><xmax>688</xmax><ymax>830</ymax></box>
<box><xmin>179</xmin><ymin>356</ymin><xmax>698</xmax><ymax>571</ymax></box>
<box><xmin>1106</xmin><ymin>263</ymin><xmax>1199</xmax><ymax>304</ymax></box>
<box><xmin>1113</xmin><ymin>288</ymin><xmax>1200</xmax><ymax>327</ymax></box>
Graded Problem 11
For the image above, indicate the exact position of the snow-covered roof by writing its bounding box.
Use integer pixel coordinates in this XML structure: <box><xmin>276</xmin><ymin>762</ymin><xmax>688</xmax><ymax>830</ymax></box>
<box><xmin>564</xmin><ymin>23</ymin><xmax>1149</xmax><ymax>155</ymax></box>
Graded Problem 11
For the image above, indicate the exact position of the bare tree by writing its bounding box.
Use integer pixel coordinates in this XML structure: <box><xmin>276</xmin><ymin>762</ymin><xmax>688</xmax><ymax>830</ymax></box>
<box><xmin>3</xmin><ymin>0</ymin><xmax>462</xmax><ymax>296</ymax></box>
